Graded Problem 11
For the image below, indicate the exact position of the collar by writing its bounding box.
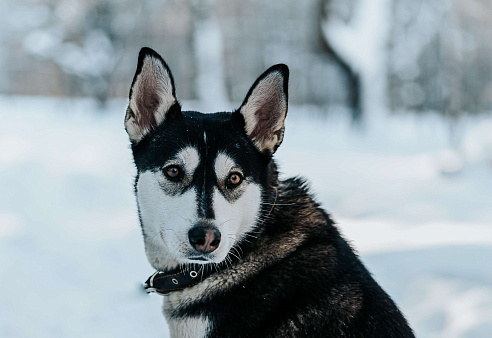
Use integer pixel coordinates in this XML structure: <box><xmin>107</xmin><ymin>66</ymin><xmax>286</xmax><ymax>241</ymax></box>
<box><xmin>143</xmin><ymin>264</ymin><xmax>214</xmax><ymax>296</ymax></box>
<box><xmin>143</xmin><ymin>188</ymin><xmax>278</xmax><ymax>296</ymax></box>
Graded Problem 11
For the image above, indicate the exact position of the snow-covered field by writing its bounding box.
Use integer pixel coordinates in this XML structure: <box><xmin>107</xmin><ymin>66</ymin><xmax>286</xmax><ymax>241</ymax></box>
<box><xmin>1</xmin><ymin>96</ymin><xmax>491</xmax><ymax>337</ymax></box>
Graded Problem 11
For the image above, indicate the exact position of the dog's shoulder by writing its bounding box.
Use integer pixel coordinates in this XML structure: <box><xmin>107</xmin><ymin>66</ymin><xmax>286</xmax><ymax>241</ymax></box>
<box><xmin>259</xmin><ymin>177</ymin><xmax>415</xmax><ymax>337</ymax></box>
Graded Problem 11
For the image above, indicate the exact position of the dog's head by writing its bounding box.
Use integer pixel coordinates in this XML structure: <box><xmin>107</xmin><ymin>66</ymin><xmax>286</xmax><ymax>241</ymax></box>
<box><xmin>125</xmin><ymin>47</ymin><xmax>288</xmax><ymax>270</ymax></box>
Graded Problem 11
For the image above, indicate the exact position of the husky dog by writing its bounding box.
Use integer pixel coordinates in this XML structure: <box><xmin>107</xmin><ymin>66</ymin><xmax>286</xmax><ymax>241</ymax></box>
<box><xmin>125</xmin><ymin>47</ymin><xmax>414</xmax><ymax>338</ymax></box>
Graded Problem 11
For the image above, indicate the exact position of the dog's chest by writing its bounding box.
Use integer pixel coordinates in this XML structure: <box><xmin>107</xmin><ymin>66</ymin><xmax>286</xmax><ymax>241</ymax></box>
<box><xmin>162</xmin><ymin>276</ymin><xmax>226</xmax><ymax>338</ymax></box>
<box><xmin>165</xmin><ymin>315</ymin><xmax>210</xmax><ymax>338</ymax></box>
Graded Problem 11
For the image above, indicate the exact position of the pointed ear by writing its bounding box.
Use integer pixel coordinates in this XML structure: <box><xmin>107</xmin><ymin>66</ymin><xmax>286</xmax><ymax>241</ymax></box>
<box><xmin>125</xmin><ymin>47</ymin><xmax>179</xmax><ymax>143</ymax></box>
<box><xmin>239</xmin><ymin>64</ymin><xmax>289</xmax><ymax>154</ymax></box>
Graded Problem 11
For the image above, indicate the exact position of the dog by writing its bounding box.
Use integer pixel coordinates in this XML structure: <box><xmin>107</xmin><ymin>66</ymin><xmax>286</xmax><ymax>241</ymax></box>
<box><xmin>124</xmin><ymin>47</ymin><xmax>415</xmax><ymax>337</ymax></box>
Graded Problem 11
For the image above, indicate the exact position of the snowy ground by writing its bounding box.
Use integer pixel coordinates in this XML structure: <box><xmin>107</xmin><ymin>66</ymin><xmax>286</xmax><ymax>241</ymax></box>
<box><xmin>1</xmin><ymin>96</ymin><xmax>491</xmax><ymax>337</ymax></box>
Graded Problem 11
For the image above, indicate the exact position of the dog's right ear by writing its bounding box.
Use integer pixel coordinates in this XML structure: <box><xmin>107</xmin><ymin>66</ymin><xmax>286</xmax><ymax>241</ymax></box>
<box><xmin>125</xmin><ymin>47</ymin><xmax>179</xmax><ymax>143</ymax></box>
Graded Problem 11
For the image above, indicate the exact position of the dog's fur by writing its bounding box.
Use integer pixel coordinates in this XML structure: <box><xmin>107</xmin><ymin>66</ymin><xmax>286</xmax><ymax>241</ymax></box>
<box><xmin>125</xmin><ymin>47</ymin><xmax>414</xmax><ymax>337</ymax></box>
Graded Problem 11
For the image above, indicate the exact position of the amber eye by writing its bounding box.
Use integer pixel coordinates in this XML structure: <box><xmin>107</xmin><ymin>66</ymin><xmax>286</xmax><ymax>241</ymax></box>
<box><xmin>226</xmin><ymin>172</ymin><xmax>243</xmax><ymax>188</ymax></box>
<box><xmin>164</xmin><ymin>166</ymin><xmax>182</xmax><ymax>181</ymax></box>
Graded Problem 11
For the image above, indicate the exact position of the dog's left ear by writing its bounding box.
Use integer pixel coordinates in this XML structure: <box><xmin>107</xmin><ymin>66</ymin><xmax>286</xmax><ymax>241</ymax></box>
<box><xmin>125</xmin><ymin>47</ymin><xmax>178</xmax><ymax>143</ymax></box>
<box><xmin>238</xmin><ymin>64</ymin><xmax>289</xmax><ymax>154</ymax></box>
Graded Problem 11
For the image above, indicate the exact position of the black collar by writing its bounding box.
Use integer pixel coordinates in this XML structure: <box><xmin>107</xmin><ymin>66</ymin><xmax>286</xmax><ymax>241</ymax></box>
<box><xmin>143</xmin><ymin>188</ymin><xmax>278</xmax><ymax>296</ymax></box>
<box><xmin>143</xmin><ymin>264</ymin><xmax>214</xmax><ymax>296</ymax></box>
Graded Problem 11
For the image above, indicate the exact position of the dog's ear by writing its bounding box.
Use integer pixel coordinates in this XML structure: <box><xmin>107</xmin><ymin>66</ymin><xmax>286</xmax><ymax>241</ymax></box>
<box><xmin>238</xmin><ymin>64</ymin><xmax>289</xmax><ymax>154</ymax></box>
<box><xmin>125</xmin><ymin>47</ymin><xmax>179</xmax><ymax>143</ymax></box>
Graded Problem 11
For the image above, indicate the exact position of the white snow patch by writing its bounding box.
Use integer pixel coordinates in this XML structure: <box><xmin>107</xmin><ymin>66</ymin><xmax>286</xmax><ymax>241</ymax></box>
<box><xmin>0</xmin><ymin>212</ymin><xmax>23</xmax><ymax>238</ymax></box>
<box><xmin>340</xmin><ymin>218</ymin><xmax>492</xmax><ymax>254</ymax></box>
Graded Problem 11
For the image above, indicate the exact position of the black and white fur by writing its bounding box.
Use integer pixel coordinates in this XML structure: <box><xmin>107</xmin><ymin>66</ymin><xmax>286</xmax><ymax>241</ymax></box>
<box><xmin>125</xmin><ymin>47</ymin><xmax>414</xmax><ymax>337</ymax></box>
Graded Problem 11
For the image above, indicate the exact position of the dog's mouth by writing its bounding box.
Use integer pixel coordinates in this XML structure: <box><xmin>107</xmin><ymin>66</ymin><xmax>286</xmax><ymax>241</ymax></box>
<box><xmin>188</xmin><ymin>255</ymin><xmax>209</xmax><ymax>261</ymax></box>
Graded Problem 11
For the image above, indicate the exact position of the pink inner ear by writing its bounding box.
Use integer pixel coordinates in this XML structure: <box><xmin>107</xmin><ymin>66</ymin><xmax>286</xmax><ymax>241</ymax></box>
<box><xmin>134</xmin><ymin>77</ymin><xmax>161</xmax><ymax>130</ymax></box>
<box><xmin>250</xmin><ymin>99</ymin><xmax>282</xmax><ymax>141</ymax></box>
<box><xmin>246</xmin><ymin>73</ymin><xmax>286</xmax><ymax>143</ymax></box>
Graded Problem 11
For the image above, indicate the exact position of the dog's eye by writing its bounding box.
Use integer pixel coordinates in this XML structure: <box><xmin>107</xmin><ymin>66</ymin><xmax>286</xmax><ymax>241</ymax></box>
<box><xmin>164</xmin><ymin>165</ymin><xmax>182</xmax><ymax>181</ymax></box>
<box><xmin>226</xmin><ymin>172</ymin><xmax>243</xmax><ymax>188</ymax></box>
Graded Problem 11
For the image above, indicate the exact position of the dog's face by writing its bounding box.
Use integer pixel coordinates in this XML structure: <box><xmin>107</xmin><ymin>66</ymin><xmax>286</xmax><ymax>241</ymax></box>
<box><xmin>125</xmin><ymin>48</ymin><xmax>288</xmax><ymax>270</ymax></box>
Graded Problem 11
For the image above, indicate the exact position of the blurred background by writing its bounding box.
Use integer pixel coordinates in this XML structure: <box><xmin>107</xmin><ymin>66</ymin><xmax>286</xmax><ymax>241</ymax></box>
<box><xmin>1</xmin><ymin>0</ymin><xmax>492</xmax><ymax>337</ymax></box>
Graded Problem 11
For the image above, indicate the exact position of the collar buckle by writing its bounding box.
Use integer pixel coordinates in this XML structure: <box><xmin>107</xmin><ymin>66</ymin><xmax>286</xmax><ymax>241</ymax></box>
<box><xmin>143</xmin><ymin>270</ymin><xmax>171</xmax><ymax>295</ymax></box>
<box><xmin>144</xmin><ymin>286</ymin><xmax>157</xmax><ymax>294</ymax></box>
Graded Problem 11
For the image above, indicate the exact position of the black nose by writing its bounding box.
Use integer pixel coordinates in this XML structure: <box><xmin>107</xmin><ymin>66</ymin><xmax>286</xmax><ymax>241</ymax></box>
<box><xmin>188</xmin><ymin>225</ymin><xmax>221</xmax><ymax>253</ymax></box>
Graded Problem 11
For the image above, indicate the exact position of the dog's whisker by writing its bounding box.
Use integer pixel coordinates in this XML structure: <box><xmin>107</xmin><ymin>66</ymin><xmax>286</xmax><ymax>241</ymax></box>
<box><xmin>229</xmin><ymin>251</ymin><xmax>240</xmax><ymax>261</ymax></box>
<box><xmin>218</xmin><ymin>218</ymin><xmax>236</xmax><ymax>227</ymax></box>
<box><xmin>260</xmin><ymin>202</ymin><xmax>293</xmax><ymax>206</ymax></box>
<box><xmin>177</xmin><ymin>213</ymin><xmax>194</xmax><ymax>224</ymax></box>
<box><xmin>240</xmin><ymin>238</ymin><xmax>253</xmax><ymax>245</ymax></box>
<box><xmin>235</xmin><ymin>245</ymin><xmax>244</xmax><ymax>256</ymax></box>
<box><xmin>230</xmin><ymin>247</ymin><xmax>242</xmax><ymax>262</ymax></box>
<box><xmin>242</xmin><ymin>233</ymin><xmax>258</xmax><ymax>239</ymax></box>
<box><xmin>200</xmin><ymin>264</ymin><xmax>205</xmax><ymax>280</ymax></box>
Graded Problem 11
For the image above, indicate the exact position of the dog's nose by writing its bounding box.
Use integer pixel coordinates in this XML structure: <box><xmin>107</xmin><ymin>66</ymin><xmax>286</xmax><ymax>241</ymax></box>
<box><xmin>188</xmin><ymin>224</ymin><xmax>221</xmax><ymax>253</ymax></box>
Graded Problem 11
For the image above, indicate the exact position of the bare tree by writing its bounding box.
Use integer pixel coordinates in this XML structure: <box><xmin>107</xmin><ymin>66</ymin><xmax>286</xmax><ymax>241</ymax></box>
<box><xmin>319</xmin><ymin>0</ymin><xmax>361</xmax><ymax>121</ymax></box>
<box><xmin>320</xmin><ymin>0</ymin><xmax>392</xmax><ymax>122</ymax></box>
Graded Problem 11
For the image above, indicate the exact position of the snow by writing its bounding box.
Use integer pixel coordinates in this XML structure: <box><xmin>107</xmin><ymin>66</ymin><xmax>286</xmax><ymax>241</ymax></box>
<box><xmin>1</xmin><ymin>96</ymin><xmax>491</xmax><ymax>337</ymax></box>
